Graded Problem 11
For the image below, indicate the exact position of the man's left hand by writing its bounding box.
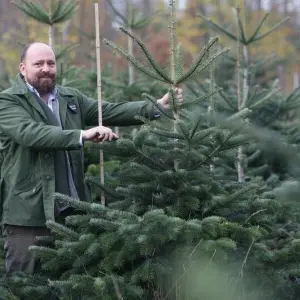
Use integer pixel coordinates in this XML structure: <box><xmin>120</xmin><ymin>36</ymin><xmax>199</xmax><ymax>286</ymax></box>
<box><xmin>157</xmin><ymin>88</ymin><xmax>183</xmax><ymax>110</ymax></box>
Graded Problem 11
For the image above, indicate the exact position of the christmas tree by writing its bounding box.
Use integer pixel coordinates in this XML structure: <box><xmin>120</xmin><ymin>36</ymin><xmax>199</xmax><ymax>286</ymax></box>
<box><xmin>195</xmin><ymin>7</ymin><xmax>300</xmax><ymax>298</ymax></box>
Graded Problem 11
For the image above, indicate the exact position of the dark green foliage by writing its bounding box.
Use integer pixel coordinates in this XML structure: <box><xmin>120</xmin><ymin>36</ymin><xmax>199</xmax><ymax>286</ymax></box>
<box><xmin>11</xmin><ymin>0</ymin><xmax>79</xmax><ymax>25</ymax></box>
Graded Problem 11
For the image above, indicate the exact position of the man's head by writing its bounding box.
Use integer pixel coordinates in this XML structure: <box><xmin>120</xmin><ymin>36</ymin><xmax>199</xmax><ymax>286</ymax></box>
<box><xmin>20</xmin><ymin>42</ymin><xmax>56</xmax><ymax>96</ymax></box>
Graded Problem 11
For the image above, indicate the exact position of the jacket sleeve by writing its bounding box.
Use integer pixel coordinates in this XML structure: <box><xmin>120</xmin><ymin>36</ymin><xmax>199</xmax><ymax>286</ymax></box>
<box><xmin>0</xmin><ymin>93</ymin><xmax>81</xmax><ymax>150</ymax></box>
<box><xmin>77</xmin><ymin>90</ymin><xmax>157</xmax><ymax>127</ymax></box>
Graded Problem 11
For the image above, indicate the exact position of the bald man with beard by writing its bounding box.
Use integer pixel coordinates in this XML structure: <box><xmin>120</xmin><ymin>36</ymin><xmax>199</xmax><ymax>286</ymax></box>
<box><xmin>0</xmin><ymin>42</ymin><xmax>183</xmax><ymax>275</ymax></box>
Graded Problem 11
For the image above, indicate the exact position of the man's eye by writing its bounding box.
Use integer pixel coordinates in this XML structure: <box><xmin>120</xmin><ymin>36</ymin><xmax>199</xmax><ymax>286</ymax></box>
<box><xmin>35</xmin><ymin>63</ymin><xmax>41</xmax><ymax>66</ymax></box>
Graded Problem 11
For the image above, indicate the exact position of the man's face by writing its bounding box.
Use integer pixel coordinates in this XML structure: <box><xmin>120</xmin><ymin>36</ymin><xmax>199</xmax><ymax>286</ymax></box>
<box><xmin>20</xmin><ymin>44</ymin><xmax>56</xmax><ymax>96</ymax></box>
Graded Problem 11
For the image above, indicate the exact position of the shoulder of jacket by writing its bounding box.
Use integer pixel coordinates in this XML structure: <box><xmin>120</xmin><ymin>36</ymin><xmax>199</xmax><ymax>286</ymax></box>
<box><xmin>0</xmin><ymin>87</ymin><xmax>13</xmax><ymax>95</ymax></box>
<box><xmin>57</xmin><ymin>85</ymin><xmax>82</xmax><ymax>98</ymax></box>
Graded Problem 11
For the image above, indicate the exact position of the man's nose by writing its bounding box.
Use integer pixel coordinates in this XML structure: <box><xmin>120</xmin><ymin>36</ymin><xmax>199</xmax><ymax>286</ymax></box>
<box><xmin>41</xmin><ymin>64</ymin><xmax>50</xmax><ymax>72</ymax></box>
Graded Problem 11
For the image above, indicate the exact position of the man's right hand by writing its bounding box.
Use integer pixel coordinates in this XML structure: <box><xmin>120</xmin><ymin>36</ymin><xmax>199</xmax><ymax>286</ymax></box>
<box><xmin>82</xmin><ymin>126</ymin><xmax>118</xmax><ymax>142</ymax></box>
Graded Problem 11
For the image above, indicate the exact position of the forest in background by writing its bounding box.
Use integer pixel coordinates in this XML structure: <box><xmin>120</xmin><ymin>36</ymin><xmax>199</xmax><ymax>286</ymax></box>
<box><xmin>1</xmin><ymin>0</ymin><xmax>300</xmax><ymax>93</ymax></box>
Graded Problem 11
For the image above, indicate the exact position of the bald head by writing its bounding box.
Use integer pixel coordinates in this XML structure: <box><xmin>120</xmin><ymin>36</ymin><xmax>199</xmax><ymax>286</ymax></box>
<box><xmin>21</xmin><ymin>42</ymin><xmax>54</xmax><ymax>63</ymax></box>
<box><xmin>20</xmin><ymin>42</ymin><xmax>56</xmax><ymax>98</ymax></box>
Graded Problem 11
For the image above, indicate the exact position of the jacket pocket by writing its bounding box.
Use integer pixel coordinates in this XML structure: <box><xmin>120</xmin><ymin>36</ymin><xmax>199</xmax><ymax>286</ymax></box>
<box><xmin>14</xmin><ymin>173</ymin><xmax>43</xmax><ymax>206</ymax></box>
<box><xmin>9</xmin><ymin>174</ymin><xmax>45</xmax><ymax>225</ymax></box>
<box><xmin>14</xmin><ymin>181</ymin><xmax>42</xmax><ymax>197</ymax></box>
<box><xmin>14</xmin><ymin>172</ymin><xmax>41</xmax><ymax>193</ymax></box>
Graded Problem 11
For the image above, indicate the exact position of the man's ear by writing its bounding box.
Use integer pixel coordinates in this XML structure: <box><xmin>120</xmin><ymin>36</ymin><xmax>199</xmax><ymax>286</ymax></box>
<box><xmin>19</xmin><ymin>62</ymin><xmax>26</xmax><ymax>77</ymax></box>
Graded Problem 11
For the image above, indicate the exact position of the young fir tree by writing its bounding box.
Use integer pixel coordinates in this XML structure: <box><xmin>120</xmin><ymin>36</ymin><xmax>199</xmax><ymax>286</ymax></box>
<box><xmin>198</xmin><ymin>6</ymin><xmax>300</xmax><ymax>299</ymax></box>
<box><xmin>194</xmin><ymin>10</ymin><xmax>300</xmax><ymax>184</ymax></box>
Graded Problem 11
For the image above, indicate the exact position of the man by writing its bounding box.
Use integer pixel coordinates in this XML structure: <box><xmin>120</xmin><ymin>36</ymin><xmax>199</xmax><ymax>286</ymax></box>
<box><xmin>0</xmin><ymin>42</ymin><xmax>183</xmax><ymax>275</ymax></box>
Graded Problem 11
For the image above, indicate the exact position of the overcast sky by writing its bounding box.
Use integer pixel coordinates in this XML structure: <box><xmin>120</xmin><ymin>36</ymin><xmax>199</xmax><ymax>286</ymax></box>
<box><xmin>163</xmin><ymin>0</ymin><xmax>300</xmax><ymax>11</ymax></box>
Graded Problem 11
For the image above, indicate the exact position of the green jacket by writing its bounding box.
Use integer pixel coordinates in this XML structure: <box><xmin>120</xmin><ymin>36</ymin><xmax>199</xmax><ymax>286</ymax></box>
<box><xmin>0</xmin><ymin>74</ymin><xmax>156</xmax><ymax>226</ymax></box>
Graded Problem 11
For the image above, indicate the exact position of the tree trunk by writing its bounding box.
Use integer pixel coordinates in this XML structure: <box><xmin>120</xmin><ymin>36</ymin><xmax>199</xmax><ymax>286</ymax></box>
<box><xmin>293</xmin><ymin>72</ymin><xmax>300</xmax><ymax>90</ymax></box>
<box><xmin>127</xmin><ymin>0</ymin><xmax>135</xmax><ymax>85</ymax></box>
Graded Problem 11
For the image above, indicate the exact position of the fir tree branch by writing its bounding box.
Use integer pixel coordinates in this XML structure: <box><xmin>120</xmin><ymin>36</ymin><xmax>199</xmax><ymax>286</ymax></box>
<box><xmin>129</xmin><ymin>162</ymin><xmax>160</xmax><ymax>178</ymax></box>
<box><xmin>54</xmin><ymin>44</ymin><xmax>78</xmax><ymax>61</ymax></box>
<box><xmin>252</xmin><ymin>53</ymin><xmax>277</xmax><ymax>74</ymax></box>
<box><xmin>192</xmin><ymin>127</ymin><xmax>216</xmax><ymax>142</ymax></box>
<box><xmin>246</xmin><ymin>85</ymin><xmax>259</xmax><ymax>107</ymax></box>
<box><xmin>85</xmin><ymin>176</ymin><xmax>124</xmax><ymax>200</ymax></box>
<box><xmin>133</xmin><ymin>17</ymin><xmax>151</xmax><ymax>29</ymax></box>
<box><xmin>11</xmin><ymin>0</ymin><xmax>78</xmax><ymax>25</ymax></box>
<box><xmin>208</xmin><ymin>184</ymin><xmax>255</xmax><ymax>212</ymax></box>
<box><xmin>46</xmin><ymin>220</ymin><xmax>79</xmax><ymax>240</ymax></box>
<box><xmin>169</xmin><ymin>88</ymin><xmax>178</xmax><ymax>114</ymax></box>
<box><xmin>119</xmin><ymin>27</ymin><xmax>172</xmax><ymax>83</ymax></box>
<box><xmin>103</xmin><ymin>39</ymin><xmax>171</xmax><ymax>83</ymax></box>
<box><xmin>252</xmin><ymin>17</ymin><xmax>289</xmax><ymax>43</ymax></box>
<box><xmin>247</xmin><ymin>13</ymin><xmax>270</xmax><ymax>43</ymax></box>
<box><xmin>237</xmin><ymin>13</ymin><xmax>247</xmax><ymax>44</ymax></box>
<box><xmin>29</xmin><ymin>246</ymin><xmax>57</xmax><ymax>258</ymax></box>
<box><xmin>107</xmin><ymin>0</ymin><xmax>128</xmax><ymax>25</ymax></box>
<box><xmin>249</xmin><ymin>87</ymin><xmax>281</xmax><ymax>109</ymax></box>
<box><xmin>175</xmin><ymin>43</ymin><xmax>184</xmax><ymax>81</ymax></box>
<box><xmin>169</xmin><ymin>0</ymin><xmax>177</xmax><ymax>82</ymax></box>
<box><xmin>185</xmin><ymin>82</ymin><xmax>200</xmax><ymax>96</ymax></box>
<box><xmin>177</xmin><ymin>46</ymin><xmax>230</xmax><ymax>84</ymax></box>
<box><xmin>51</xmin><ymin>0</ymin><xmax>79</xmax><ymax>23</ymax></box>
<box><xmin>156</xmin><ymin>141</ymin><xmax>186</xmax><ymax>150</ymax></box>
<box><xmin>198</xmin><ymin>14</ymin><xmax>238</xmax><ymax>42</ymax></box>
<box><xmin>51</xmin><ymin>0</ymin><xmax>63</xmax><ymax>20</ymax></box>
<box><xmin>181</xmin><ymin>88</ymin><xmax>223</xmax><ymax>109</ymax></box>
<box><xmin>218</xmin><ymin>90</ymin><xmax>237</xmax><ymax>111</ymax></box>
<box><xmin>175</xmin><ymin>120</ymin><xmax>190</xmax><ymax>141</ymax></box>
<box><xmin>65</xmin><ymin>214</ymin><xmax>91</xmax><ymax>227</ymax></box>
<box><xmin>11</xmin><ymin>0</ymin><xmax>50</xmax><ymax>24</ymax></box>
<box><xmin>150</xmin><ymin>128</ymin><xmax>185</xmax><ymax>139</ymax></box>
<box><xmin>54</xmin><ymin>193</ymin><xmax>97</xmax><ymax>214</ymax></box>
<box><xmin>189</xmin><ymin>119</ymin><xmax>202</xmax><ymax>140</ymax></box>
<box><xmin>247</xmin><ymin>149</ymin><xmax>261</xmax><ymax>163</ymax></box>
<box><xmin>227</xmin><ymin>108</ymin><xmax>251</xmax><ymax>121</ymax></box>
<box><xmin>90</xmin><ymin>218</ymin><xmax>119</xmax><ymax>230</ymax></box>
<box><xmin>284</xmin><ymin>85</ymin><xmax>300</xmax><ymax>103</ymax></box>
<box><xmin>247</xmin><ymin>165</ymin><xmax>269</xmax><ymax>176</ymax></box>
<box><xmin>175</xmin><ymin>37</ymin><xmax>219</xmax><ymax>84</ymax></box>
<box><xmin>101</xmin><ymin>76</ymin><xmax>127</xmax><ymax>88</ymax></box>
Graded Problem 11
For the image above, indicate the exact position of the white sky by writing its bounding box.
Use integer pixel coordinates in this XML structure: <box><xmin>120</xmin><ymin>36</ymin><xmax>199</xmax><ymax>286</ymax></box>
<box><xmin>164</xmin><ymin>0</ymin><xmax>300</xmax><ymax>11</ymax></box>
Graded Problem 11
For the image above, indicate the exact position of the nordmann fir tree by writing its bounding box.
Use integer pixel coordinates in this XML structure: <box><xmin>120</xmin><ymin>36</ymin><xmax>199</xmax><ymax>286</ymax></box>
<box><xmin>198</xmin><ymin>7</ymin><xmax>300</xmax><ymax>298</ymax></box>
<box><xmin>7</xmin><ymin>1</ymin><xmax>287</xmax><ymax>300</ymax></box>
<box><xmin>197</xmin><ymin>7</ymin><xmax>297</xmax><ymax>183</ymax></box>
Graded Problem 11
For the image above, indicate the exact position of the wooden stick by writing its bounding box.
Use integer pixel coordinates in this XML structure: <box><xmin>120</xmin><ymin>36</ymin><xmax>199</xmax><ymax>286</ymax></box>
<box><xmin>169</xmin><ymin>0</ymin><xmax>176</xmax><ymax>83</ymax></box>
<box><xmin>127</xmin><ymin>0</ymin><xmax>134</xmax><ymax>85</ymax></box>
<box><xmin>94</xmin><ymin>3</ymin><xmax>105</xmax><ymax>205</ymax></box>
<box><xmin>49</xmin><ymin>0</ymin><xmax>53</xmax><ymax>47</ymax></box>
<box><xmin>236</xmin><ymin>6</ymin><xmax>245</xmax><ymax>183</ymax></box>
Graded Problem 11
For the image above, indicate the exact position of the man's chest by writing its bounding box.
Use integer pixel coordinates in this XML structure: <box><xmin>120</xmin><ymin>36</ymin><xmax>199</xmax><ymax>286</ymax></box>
<box><xmin>23</xmin><ymin>95</ymin><xmax>83</xmax><ymax>130</ymax></box>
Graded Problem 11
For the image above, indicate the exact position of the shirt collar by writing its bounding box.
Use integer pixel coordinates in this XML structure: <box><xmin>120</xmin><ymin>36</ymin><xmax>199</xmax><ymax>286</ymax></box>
<box><xmin>26</xmin><ymin>82</ymin><xmax>58</xmax><ymax>102</ymax></box>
